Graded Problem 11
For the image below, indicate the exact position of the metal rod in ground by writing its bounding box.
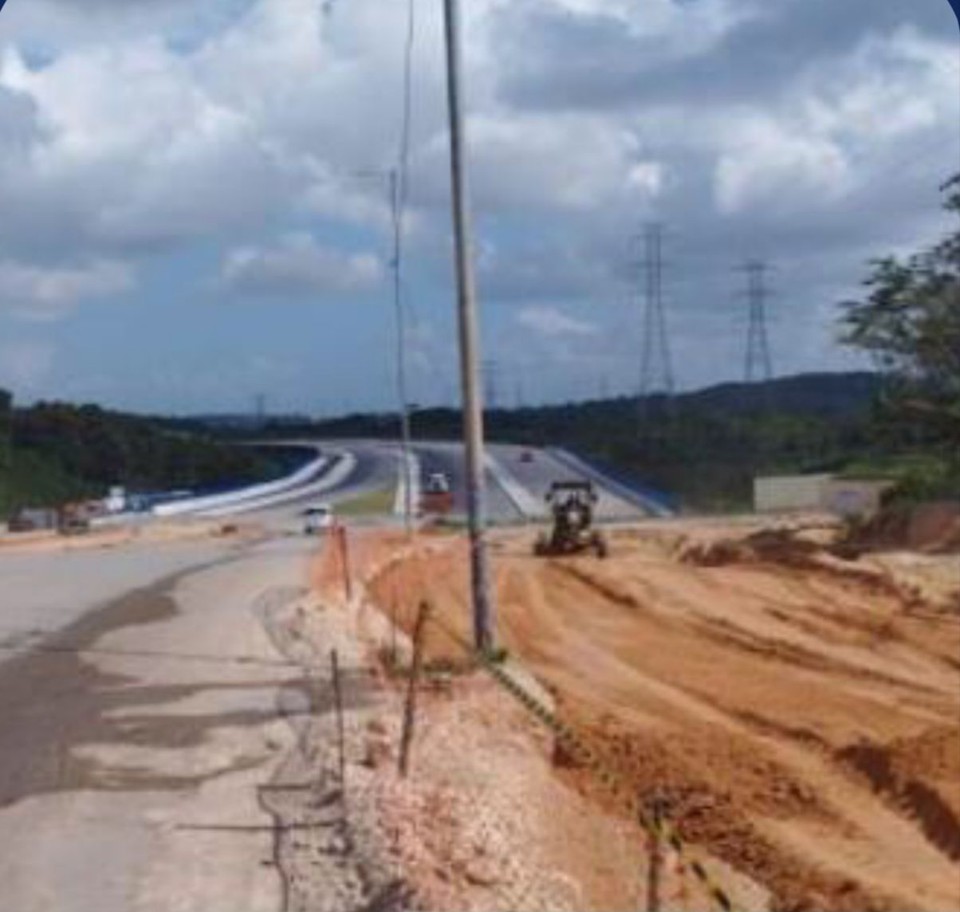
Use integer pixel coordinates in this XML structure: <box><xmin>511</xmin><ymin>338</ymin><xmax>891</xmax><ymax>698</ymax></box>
<box><xmin>338</xmin><ymin>524</ymin><xmax>353</xmax><ymax>603</ymax></box>
<box><xmin>331</xmin><ymin>648</ymin><xmax>345</xmax><ymax>791</ymax></box>
<box><xmin>390</xmin><ymin>593</ymin><xmax>398</xmax><ymax>668</ymax></box>
<box><xmin>645</xmin><ymin>799</ymin><xmax>664</xmax><ymax>912</ymax></box>
<box><xmin>398</xmin><ymin>601</ymin><xmax>431</xmax><ymax>777</ymax></box>
<box><xmin>441</xmin><ymin>0</ymin><xmax>495</xmax><ymax>653</ymax></box>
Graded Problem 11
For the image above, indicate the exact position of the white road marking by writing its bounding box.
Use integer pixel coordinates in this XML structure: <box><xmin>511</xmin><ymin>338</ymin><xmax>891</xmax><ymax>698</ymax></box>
<box><xmin>200</xmin><ymin>452</ymin><xmax>358</xmax><ymax>517</ymax></box>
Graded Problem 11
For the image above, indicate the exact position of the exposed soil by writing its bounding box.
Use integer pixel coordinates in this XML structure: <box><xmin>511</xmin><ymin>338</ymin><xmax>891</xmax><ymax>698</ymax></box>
<box><xmin>354</xmin><ymin>522</ymin><xmax>960</xmax><ymax>912</ymax></box>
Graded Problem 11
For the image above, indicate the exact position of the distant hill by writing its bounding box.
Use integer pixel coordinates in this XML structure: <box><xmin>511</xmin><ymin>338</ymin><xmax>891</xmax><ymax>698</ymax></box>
<box><xmin>251</xmin><ymin>371</ymin><xmax>882</xmax><ymax>443</ymax></box>
<box><xmin>674</xmin><ymin>371</ymin><xmax>881</xmax><ymax>419</ymax></box>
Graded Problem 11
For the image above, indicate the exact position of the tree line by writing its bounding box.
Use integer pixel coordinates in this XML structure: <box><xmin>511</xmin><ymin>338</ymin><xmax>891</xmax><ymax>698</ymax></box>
<box><xmin>0</xmin><ymin>398</ymin><xmax>298</xmax><ymax>513</ymax></box>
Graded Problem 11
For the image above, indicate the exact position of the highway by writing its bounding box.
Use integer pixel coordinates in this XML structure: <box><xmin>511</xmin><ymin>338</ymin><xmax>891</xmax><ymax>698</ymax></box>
<box><xmin>135</xmin><ymin>439</ymin><xmax>660</xmax><ymax>530</ymax></box>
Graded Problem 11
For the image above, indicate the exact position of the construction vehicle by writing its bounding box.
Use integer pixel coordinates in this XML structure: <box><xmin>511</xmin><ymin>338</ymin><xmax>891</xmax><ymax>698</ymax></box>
<box><xmin>534</xmin><ymin>480</ymin><xmax>608</xmax><ymax>558</ymax></box>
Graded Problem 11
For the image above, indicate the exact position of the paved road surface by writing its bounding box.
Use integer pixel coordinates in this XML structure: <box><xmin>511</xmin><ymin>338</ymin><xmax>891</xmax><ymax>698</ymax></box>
<box><xmin>0</xmin><ymin>535</ymin><xmax>318</xmax><ymax>912</ymax></box>
<box><xmin>488</xmin><ymin>444</ymin><xmax>642</xmax><ymax>519</ymax></box>
<box><xmin>414</xmin><ymin>442</ymin><xmax>524</xmax><ymax>523</ymax></box>
<box><xmin>245</xmin><ymin>442</ymin><xmax>397</xmax><ymax>530</ymax></box>
<box><xmin>411</xmin><ymin>441</ymin><xmax>644</xmax><ymax>523</ymax></box>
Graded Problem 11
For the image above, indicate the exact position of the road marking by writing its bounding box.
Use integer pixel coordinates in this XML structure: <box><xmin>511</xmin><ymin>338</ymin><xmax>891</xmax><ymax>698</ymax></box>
<box><xmin>201</xmin><ymin>452</ymin><xmax>358</xmax><ymax>517</ymax></box>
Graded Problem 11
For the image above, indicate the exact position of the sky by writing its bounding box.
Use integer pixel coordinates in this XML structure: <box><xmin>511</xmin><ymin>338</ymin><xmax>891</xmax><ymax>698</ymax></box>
<box><xmin>0</xmin><ymin>0</ymin><xmax>957</xmax><ymax>416</ymax></box>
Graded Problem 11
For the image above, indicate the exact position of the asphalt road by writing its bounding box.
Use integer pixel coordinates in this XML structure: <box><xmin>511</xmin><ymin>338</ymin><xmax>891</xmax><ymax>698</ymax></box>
<box><xmin>411</xmin><ymin>441</ymin><xmax>645</xmax><ymax>523</ymax></box>
<box><xmin>244</xmin><ymin>441</ymin><xmax>397</xmax><ymax>530</ymax></box>
<box><xmin>414</xmin><ymin>441</ymin><xmax>524</xmax><ymax>523</ymax></box>
<box><xmin>168</xmin><ymin>438</ymin><xmax>650</xmax><ymax>528</ymax></box>
<box><xmin>0</xmin><ymin>534</ymin><xmax>318</xmax><ymax>912</ymax></box>
<box><xmin>488</xmin><ymin>444</ymin><xmax>642</xmax><ymax>520</ymax></box>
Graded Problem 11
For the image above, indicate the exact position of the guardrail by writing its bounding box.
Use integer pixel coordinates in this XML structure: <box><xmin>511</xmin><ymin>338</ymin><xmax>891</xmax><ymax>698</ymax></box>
<box><xmin>153</xmin><ymin>449</ymin><xmax>327</xmax><ymax>517</ymax></box>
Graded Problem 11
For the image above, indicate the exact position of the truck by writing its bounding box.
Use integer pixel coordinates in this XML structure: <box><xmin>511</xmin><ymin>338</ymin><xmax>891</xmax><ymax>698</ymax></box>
<box><xmin>421</xmin><ymin>471</ymin><xmax>454</xmax><ymax>514</ymax></box>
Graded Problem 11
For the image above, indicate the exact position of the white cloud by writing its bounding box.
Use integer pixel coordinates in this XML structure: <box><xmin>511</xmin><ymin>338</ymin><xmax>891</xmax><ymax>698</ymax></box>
<box><xmin>0</xmin><ymin>0</ymin><xmax>955</xmax><ymax>407</ymax></box>
<box><xmin>0</xmin><ymin>258</ymin><xmax>134</xmax><ymax>321</ymax></box>
<box><xmin>715</xmin><ymin>115</ymin><xmax>851</xmax><ymax>214</ymax></box>
<box><xmin>221</xmin><ymin>233</ymin><xmax>381</xmax><ymax>297</ymax></box>
<box><xmin>516</xmin><ymin>305</ymin><xmax>597</xmax><ymax>338</ymax></box>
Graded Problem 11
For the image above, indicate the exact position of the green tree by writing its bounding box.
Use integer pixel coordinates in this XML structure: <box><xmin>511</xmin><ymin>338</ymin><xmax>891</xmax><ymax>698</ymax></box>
<box><xmin>841</xmin><ymin>175</ymin><xmax>960</xmax><ymax>444</ymax></box>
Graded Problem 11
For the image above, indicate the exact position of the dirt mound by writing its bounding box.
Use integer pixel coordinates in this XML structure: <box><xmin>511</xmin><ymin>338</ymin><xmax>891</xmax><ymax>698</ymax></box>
<box><xmin>840</xmin><ymin>501</ymin><xmax>960</xmax><ymax>554</ymax></box>
<box><xmin>352</xmin><ymin>525</ymin><xmax>960</xmax><ymax>911</ymax></box>
<box><xmin>676</xmin><ymin>528</ymin><xmax>825</xmax><ymax>569</ymax></box>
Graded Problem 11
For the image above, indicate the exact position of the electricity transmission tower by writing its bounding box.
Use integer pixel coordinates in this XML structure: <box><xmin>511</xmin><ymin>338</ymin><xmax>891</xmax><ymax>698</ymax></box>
<box><xmin>637</xmin><ymin>224</ymin><xmax>674</xmax><ymax>422</ymax></box>
<box><xmin>741</xmin><ymin>260</ymin><xmax>774</xmax><ymax>384</ymax></box>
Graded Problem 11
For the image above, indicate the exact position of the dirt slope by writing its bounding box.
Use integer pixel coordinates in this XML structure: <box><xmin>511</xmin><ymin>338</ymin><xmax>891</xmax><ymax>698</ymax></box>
<box><xmin>366</xmin><ymin>525</ymin><xmax>960</xmax><ymax>912</ymax></box>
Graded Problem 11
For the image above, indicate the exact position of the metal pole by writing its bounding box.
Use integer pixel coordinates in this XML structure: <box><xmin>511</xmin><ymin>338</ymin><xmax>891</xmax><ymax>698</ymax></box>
<box><xmin>330</xmin><ymin>649</ymin><xmax>346</xmax><ymax>790</ymax></box>
<box><xmin>442</xmin><ymin>0</ymin><xmax>495</xmax><ymax>652</ymax></box>
<box><xmin>399</xmin><ymin>601</ymin><xmax>431</xmax><ymax>777</ymax></box>
<box><xmin>389</xmin><ymin>170</ymin><xmax>415</xmax><ymax>536</ymax></box>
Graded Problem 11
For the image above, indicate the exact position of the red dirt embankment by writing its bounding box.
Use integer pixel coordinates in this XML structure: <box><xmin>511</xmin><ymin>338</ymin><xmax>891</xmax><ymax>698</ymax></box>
<box><xmin>363</xmin><ymin>524</ymin><xmax>960</xmax><ymax>912</ymax></box>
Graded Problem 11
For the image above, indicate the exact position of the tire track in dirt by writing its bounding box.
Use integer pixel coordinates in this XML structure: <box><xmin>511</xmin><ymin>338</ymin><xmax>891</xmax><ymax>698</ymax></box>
<box><xmin>363</xmin><ymin>529</ymin><xmax>960</xmax><ymax>911</ymax></box>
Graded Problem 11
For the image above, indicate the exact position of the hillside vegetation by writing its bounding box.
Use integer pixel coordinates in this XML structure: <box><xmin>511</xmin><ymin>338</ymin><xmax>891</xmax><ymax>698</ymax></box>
<box><xmin>0</xmin><ymin>396</ymin><xmax>298</xmax><ymax>514</ymax></box>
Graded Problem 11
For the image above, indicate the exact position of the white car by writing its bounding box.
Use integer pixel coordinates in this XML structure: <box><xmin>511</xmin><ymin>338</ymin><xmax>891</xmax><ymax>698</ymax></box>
<box><xmin>302</xmin><ymin>504</ymin><xmax>334</xmax><ymax>534</ymax></box>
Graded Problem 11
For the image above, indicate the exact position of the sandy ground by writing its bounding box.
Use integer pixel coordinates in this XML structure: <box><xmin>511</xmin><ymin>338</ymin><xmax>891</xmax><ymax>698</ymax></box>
<box><xmin>311</xmin><ymin>527</ymin><xmax>771</xmax><ymax>911</ymax></box>
<box><xmin>352</xmin><ymin>520</ymin><xmax>960</xmax><ymax>912</ymax></box>
<box><xmin>0</xmin><ymin>516</ymin><xmax>261</xmax><ymax>555</ymax></box>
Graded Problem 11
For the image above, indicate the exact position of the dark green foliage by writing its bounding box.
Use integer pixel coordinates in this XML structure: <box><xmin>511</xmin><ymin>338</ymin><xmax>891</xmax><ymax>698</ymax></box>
<box><xmin>1</xmin><ymin>398</ymin><xmax>299</xmax><ymax>513</ymax></box>
<box><xmin>839</xmin><ymin>174</ymin><xmax>960</xmax><ymax>503</ymax></box>
<box><xmin>841</xmin><ymin>174</ymin><xmax>960</xmax><ymax>448</ymax></box>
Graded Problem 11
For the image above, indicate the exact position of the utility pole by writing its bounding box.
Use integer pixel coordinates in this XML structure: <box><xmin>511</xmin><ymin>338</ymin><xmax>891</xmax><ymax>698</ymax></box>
<box><xmin>389</xmin><ymin>169</ymin><xmax>415</xmax><ymax>535</ymax></box>
<box><xmin>442</xmin><ymin>0</ymin><xmax>495</xmax><ymax>652</ymax></box>
<box><xmin>741</xmin><ymin>260</ymin><xmax>774</xmax><ymax>384</ymax></box>
<box><xmin>637</xmin><ymin>223</ymin><xmax>674</xmax><ymax>426</ymax></box>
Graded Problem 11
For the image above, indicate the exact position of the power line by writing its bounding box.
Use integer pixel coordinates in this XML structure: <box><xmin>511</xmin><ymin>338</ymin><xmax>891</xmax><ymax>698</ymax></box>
<box><xmin>741</xmin><ymin>260</ymin><xmax>775</xmax><ymax>384</ymax></box>
<box><xmin>397</xmin><ymin>0</ymin><xmax>417</xmax><ymax>219</ymax></box>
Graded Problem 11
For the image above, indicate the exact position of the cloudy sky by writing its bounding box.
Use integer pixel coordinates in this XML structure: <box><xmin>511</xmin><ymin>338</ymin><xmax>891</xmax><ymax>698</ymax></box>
<box><xmin>0</xmin><ymin>0</ymin><xmax>957</xmax><ymax>415</ymax></box>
